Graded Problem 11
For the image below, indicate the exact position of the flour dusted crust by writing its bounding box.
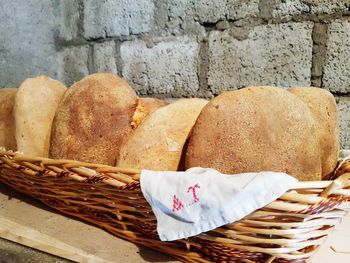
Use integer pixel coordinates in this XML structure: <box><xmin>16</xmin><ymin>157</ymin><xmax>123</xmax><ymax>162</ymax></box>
<box><xmin>288</xmin><ymin>87</ymin><xmax>339</xmax><ymax>178</ymax></box>
<box><xmin>50</xmin><ymin>73</ymin><xmax>146</xmax><ymax>165</ymax></box>
<box><xmin>15</xmin><ymin>76</ymin><xmax>67</xmax><ymax>157</ymax></box>
<box><xmin>185</xmin><ymin>86</ymin><xmax>322</xmax><ymax>181</ymax></box>
<box><xmin>117</xmin><ymin>98</ymin><xmax>208</xmax><ymax>171</ymax></box>
<box><xmin>0</xmin><ymin>88</ymin><xmax>17</xmax><ymax>150</ymax></box>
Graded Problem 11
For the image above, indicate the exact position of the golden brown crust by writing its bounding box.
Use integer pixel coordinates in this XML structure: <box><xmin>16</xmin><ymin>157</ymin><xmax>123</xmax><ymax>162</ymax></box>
<box><xmin>140</xmin><ymin>98</ymin><xmax>169</xmax><ymax>115</ymax></box>
<box><xmin>185</xmin><ymin>86</ymin><xmax>322</xmax><ymax>181</ymax></box>
<box><xmin>0</xmin><ymin>88</ymin><xmax>17</xmax><ymax>150</ymax></box>
<box><xmin>288</xmin><ymin>87</ymin><xmax>339</xmax><ymax>178</ymax></box>
<box><xmin>50</xmin><ymin>73</ymin><xmax>139</xmax><ymax>165</ymax></box>
<box><xmin>15</xmin><ymin>76</ymin><xmax>67</xmax><ymax>157</ymax></box>
<box><xmin>117</xmin><ymin>98</ymin><xmax>208</xmax><ymax>171</ymax></box>
<box><xmin>131</xmin><ymin>98</ymin><xmax>149</xmax><ymax>129</ymax></box>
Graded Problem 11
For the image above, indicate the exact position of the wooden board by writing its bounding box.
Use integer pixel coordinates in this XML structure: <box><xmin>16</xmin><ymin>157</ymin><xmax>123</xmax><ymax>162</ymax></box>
<box><xmin>0</xmin><ymin>218</ymin><xmax>108</xmax><ymax>263</ymax></box>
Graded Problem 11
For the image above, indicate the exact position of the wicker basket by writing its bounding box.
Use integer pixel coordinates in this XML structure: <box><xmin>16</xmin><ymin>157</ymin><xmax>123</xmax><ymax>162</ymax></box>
<box><xmin>0</xmin><ymin>150</ymin><xmax>349</xmax><ymax>263</ymax></box>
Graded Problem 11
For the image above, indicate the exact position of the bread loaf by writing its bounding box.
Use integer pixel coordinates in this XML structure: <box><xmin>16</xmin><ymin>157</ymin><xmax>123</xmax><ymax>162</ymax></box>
<box><xmin>0</xmin><ymin>88</ymin><xmax>17</xmax><ymax>150</ymax></box>
<box><xmin>185</xmin><ymin>86</ymin><xmax>322</xmax><ymax>181</ymax></box>
<box><xmin>117</xmin><ymin>98</ymin><xmax>208</xmax><ymax>171</ymax></box>
<box><xmin>141</xmin><ymin>98</ymin><xmax>169</xmax><ymax>115</ymax></box>
<box><xmin>288</xmin><ymin>87</ymin><xmax>339</xmax><ymax>178</ymax></box>
<box><xmin>50</xmin><ymin>73</ymin><xmax>148</xmax><ymax>165</ymax></box>
<box><xmin>15</xmin><ymin>76</ymin><xmax>66</xmax><ymax>157</ymax></box>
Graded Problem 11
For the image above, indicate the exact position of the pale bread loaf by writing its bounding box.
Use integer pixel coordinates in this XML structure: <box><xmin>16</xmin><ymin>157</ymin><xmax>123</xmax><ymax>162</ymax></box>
<box><xmin>15</xmin><ymin>76</ymin><xmax>66</xmax><ymax>157</ymax></box>
<box><xmin>117</xmin><ymin>98</ymin><xmax>208</xmax><ymax>171</ymax></box>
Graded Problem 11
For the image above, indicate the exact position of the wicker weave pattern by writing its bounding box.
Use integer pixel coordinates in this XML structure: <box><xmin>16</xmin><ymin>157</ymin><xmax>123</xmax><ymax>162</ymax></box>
<box><xmin>0</xmin><ymin>150</ymin><xmax>349</xmax><ymax>263</ymax></box>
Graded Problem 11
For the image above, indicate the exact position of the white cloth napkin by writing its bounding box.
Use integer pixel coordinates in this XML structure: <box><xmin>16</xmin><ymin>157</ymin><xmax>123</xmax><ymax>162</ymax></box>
<box><xmin>140</xmin><ymin>167</ymin><xmax>298</xmax><ymax>241</ymax></box>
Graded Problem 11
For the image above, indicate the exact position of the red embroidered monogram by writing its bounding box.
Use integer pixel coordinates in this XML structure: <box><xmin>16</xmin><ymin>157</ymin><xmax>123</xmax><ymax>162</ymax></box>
<box><xmin>172</xmin><ymin>195</ymin><xmax>184</xmax><ymax>212</ymax></box>
<box><xmin>172</xmin><ymin>184</ymin><xmax>201</xmax><ymax>212</ymax></box>
<box><xmin>187</xmin><ymin>184</ymin><xmax>200</xmax><ymax>203</ymax></box>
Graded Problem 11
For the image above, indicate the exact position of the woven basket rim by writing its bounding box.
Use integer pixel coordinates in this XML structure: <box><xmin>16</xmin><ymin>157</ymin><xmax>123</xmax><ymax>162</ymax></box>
<box><xmin>1</xmin><ymin>149</ymin><xmax>350</xmax><ymax>263</ymax></box>
<box><xmin>1</xmin><ymin>149</ymin><xmax>350</xmax><ymax>193</ymax></box>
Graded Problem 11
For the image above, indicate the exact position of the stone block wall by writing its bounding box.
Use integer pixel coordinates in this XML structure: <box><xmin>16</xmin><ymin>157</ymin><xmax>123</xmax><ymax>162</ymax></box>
<box><xmin>0</xmin><ymin>0</ymin><xmax>349</xmax><ymax>147</ymax></box>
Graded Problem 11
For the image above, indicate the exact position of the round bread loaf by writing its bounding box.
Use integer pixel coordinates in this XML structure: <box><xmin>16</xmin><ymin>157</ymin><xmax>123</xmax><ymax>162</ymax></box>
<box><xmin>50</xmin><ymin>73</ymin><xmax>147</xmax><ymax>165</ymax></box>
<box><xmin>141</xmin><ymin>98</ymin><xmax>169</xmax><ymax>115</ymax></box>
<box><xmin>117</xmin><ymin>98</ymin><xmax>208</xmax><ymax>171</ymax></box>
<box><xmin>185</xmin><ymin>86</ymin><xmax>322</xmax><ymax>181</ymax></box>
<box><xmin>15</xmin><ymin>76</ymin><xmax>67</xmax><ymax>157</ymax></box>
<box><xmin>288</xmin><ymin>87</ymin><xmax>339</xmax><ymax>178</ymax></box>
<box><xmin>0</xmin><ymin>88</ymin><xmax>17</xmax><ymax>150</ymax></box>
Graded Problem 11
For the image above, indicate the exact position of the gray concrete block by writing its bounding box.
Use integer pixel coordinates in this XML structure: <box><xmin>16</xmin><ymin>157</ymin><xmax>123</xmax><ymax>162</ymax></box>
<box><xmin>309</xmin><ymin>0</ymin><xmax>349</xmax><ymax>14</ymax></box>
<box><xmin>59</xmin><ymin>0</ymin><xmax>80</xmax><ymax>41</ymax></box>
<box><xmin>121</xmin><ymin>36</ymin><xmax>199</xmax><ymax>96</ymax></box>
<box><xmin>157</xmin><ymin>0</ymin><xmax>258</xmax><ymax>35</ymax></box>
<box><xmin>208</xmin><ymin>22</ymin><xmax>313</xmax><ymax>93</ymax></box>
<box><xmin>228</xmin><ymin>0</ymin><xmax>260</xmax><ymax>20</ymax></box>
<box><xmin>92</xmin><ymin>41</ymin><xmax>117</xmax><ymax>74</ymax></box>
<box><xmin>0</xmin><ymin>0</ymin><xmax>61</xmax><ymax>87</ymax></box>
<box><xmin>272</xmin><ymin>0</ymin><xmax>349</xmax><ymax>19</ymax></box>
<box><xmin>323</xmin><ymin>19</ymin><xmax>350</xmax><ymax>94</ymax></box>
<box><xmin>59</xmin><ymin>45</ymin><xmax>89</xmax><ymax>86</ymax></box>
<box><xmin>163</xmin><ymin>0</ymin><xmax>226</xmax><ymax>24</ymax></box>
<box><xmin>192</xmin><ymin>0</ymin><xmax>227</xmax><ymax>23</ymax></box>
<box><xmin>272</xmin><ymin>1</ymin><xmax>310</xmax><ymax>19</ymax></box>
<box><xmin>83</xmin><ymin>0</ymin><xmax>154</xmax><ymax>39</ymax></box>
<box><xmin>154</xmin><ymin>0</ymin><xmax>205</xmax><ymax>36</ymax></box>
<box><xmin>337</xmin><ymin>97</ymin><xmax>350</xmax><ymax>149</ymax></box>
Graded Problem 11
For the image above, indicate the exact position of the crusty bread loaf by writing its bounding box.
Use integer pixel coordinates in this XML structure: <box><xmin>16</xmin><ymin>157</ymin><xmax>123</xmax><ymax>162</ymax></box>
<box><xmin>117</xmin><ymin>98</ymin><xmax>208</xmax><ymax>171</ymax></box>
<box><xmin>0</xmin><ymin>88</ymin><xmax>17</xmax><ymax>150</ymax></box>
<box><xmin>141</xmin><ymin>98</ymin><xmax>169</xmax><ymax>115</ymax></box>
<box><xmin>185</xmin><ymin>86</ymin><xmax>322</xmax><ymax>181</ymax></box>
<box><xmin>288</xmin><ymin>87</ymin><xmax>339</xmax><ymax>178</ymax></box>
<box><xmin>50</xmin><ymin>73</ymin><xmax>148</xmax><ymax>165</ymax></box>
<box><xmin>15</xmin><ymin>76</ymin><xmax>67</xmax><ymax>157</ymax></box>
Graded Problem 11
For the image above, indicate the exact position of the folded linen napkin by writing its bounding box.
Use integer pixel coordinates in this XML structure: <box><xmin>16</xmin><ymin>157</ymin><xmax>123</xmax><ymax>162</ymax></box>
<box><xmin>140</xmin><ymin>167</ymin><xmax>298</xmax><ymax>241</ymax></box>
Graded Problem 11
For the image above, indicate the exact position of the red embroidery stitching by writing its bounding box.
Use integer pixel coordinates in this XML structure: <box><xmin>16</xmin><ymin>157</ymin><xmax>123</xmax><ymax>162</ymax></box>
<box><xmin>172</xmin><ymin>184</ymin><xmax>201</xmax><ymax>212</ymax></box>
<box><xmin>172</xmin><ymin>195</ymin><xmax>184</xmax><ymax>212</ymax></box>
<box><xmin>187</xmin><ymin>184</ymin><xmax>200</xmax><ymax>203</ymax></box>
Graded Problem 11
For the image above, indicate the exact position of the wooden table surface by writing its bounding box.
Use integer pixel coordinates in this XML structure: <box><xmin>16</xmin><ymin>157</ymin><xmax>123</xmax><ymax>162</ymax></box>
<box><xmin>0</xmin><ymin>183</ymin><xmax>349</xmax><ymax>263</ymax></box>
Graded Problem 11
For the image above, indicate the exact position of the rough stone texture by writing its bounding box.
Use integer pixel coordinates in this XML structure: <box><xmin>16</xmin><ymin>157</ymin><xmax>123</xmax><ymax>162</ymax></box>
<box><xmin>337</xmin><ymin>97</ymin><xmax>350</xmax><ymax>149</ymax></box>
<box><xmin>228</xmin><ymin>0</ymin><xmax>260</xmax><ymax>20</ymax></box>
<box><xmin>192</xmin><ymin>0</ymin><xmax>227</xmax><ymax>23</ymax></box>
<box><xmin>272</xmin><ymin>0</ymin><xmax>350</xmax><ymax>19</ymax></box>
<box><xmin>272</xmin><ymin>1</ymin><xmax>309</xmax><ymax>19</ymax></box>
<box><xmin>323</xmin><ymin>19</ymin><xmax>350</xmax><ymax>94</ymax></box>
<box><xmin>0</xmin><ymin>0</ymin><xmax>61</xmax><ymax>87</ymax></box>
<box><xmin>92</xmin><ymin>41</ymin><xmax>117</xmax><ymax>73</ymax></box>
<box><xmin>154</xmin><ymin>0</ymin><xmax>206</xmax><ymax>36</ymax></box>
<box><xmin>155</xmin><ymin>0</ymin><xmax>259</xmax><ymax>37</ymax></box>
<box><xmin>83</xmin><ymin>0</ymin><xmax>154</xmax><ymax>39</ymax></box>
<box><xmin>59</xmin><ymin>45</ymin><xmax>89</xmax><ymax>86</ymax></box>
<box><xmin>59</xmin><ymin>0</ymin><xmax>80</xmax><ymax>41</ymax></box>
<box><xmin>167</xmin><ymin>0</ymin><xmax>226</xmax><ymax>24</ymax></box>
<box><xmin>208</xmin><ymin>22</ymin><xmax>313</xmax><ymax>93</ymax></box>
<box><xmin>121</xmin><ymin>36</ymin><xmax>199</xmax><ymax>96</ymax></box>
<box><xmin>308</xmin><ymin>0</ymin><xmax>350</xmax><ymax>14</ymax></box>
